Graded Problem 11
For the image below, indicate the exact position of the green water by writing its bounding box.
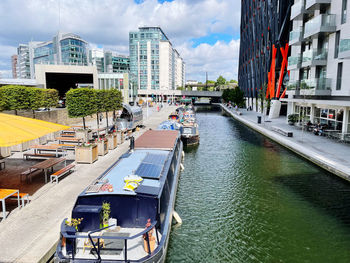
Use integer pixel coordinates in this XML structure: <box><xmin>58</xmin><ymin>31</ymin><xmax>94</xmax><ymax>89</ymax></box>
<box><xmin>166</xmin><ymin>107</ymin><xmax>350</xmax><ymax>263</ymax></box>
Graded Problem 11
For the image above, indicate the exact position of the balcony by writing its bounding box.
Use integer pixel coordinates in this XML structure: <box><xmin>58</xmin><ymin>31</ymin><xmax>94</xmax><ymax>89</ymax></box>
<box><xmin>300</xmin><ymin>78</ymin><xmax>332</xmax><ymax>95</ymax></box>
<box><xmin>301</xmin><ymin>49</ymin><xmax>327</xmax><ymax>67</ymax></box>
<box><xmin>291</xmin><ymin>0</ymin><xmax>305</xmax><ymax>20</ymax></box>
<box><xmin>305</xmin><ymin>0</ymin><xmax>331</xmax><ymax>10</ymax></box>
<box><xmin>288</xmin><ymin>55</ymin><xmax>301</xmax><ymax>69</ymax></box>
<box><xmin>338</xmin><ymin>39</ymin><xmax>350</xmax><ymax>59</ymax></box>
<box><xmin>289</xmin><ymin>28</ymin><xmax>304</xmax><ymax>45</ymax></box>
<box><xmin>304</xmin><ymin>14</ymin><xmax>336</xmax><ymax>38</ymax></box>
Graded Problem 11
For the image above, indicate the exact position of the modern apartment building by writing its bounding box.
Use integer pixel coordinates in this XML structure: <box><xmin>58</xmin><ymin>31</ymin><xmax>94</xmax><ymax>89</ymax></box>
<box><xmin>13</xmin><ymin>32</ymin><xmax>89</xmax><ymax>79</ymax></box>
<box><xmin>238</xmin><ymin>0</ymin><xmax>292</xmax><ymax>109</ymax></box>
<box><xmin>129</xmin><ymin>27</ymin><xmax>185</xmax><ymax>97</ymax></box>
<box><xmin>284</xmin><ymin>0</ymin><xmax>350</xmax><ymax>136</ymax></box>
<box><xmin>90</xmin><ymin>48</ymin><xmax>130</xmax><ymax>73</ymax></box>
<box><xmin>11</xmin><ymin>55</ymin><xmax>18</xmax><ymax>79</ymax></box>
<box><xmin>17</xmin><ymin>44</ymin><xmax>31</xmax><ymax>79</ymax></box>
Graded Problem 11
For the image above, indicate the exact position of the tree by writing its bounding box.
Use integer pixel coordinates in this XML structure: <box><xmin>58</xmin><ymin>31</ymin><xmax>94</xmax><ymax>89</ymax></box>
<box><xmin>109</xmin><ymin>89</ymin><xmax>123</xmax><ymax>122</ymax></box>
<box><xmin>28</xmin><ymin>87</ymin><xmax>44</xmax><ymax>118</ymax></box>
<box><xmin>42</xmin><ymin>89</ymin><xmax>59</xmax><ymax>110</ymax></box>
<box><xmin>215</xmin><ymin>76</ymin><xmax>226</xmax><ymax>87</ymax></box>
<box><xmin>66</xmin><ymin>88</ymin><xmax>97</xmax><ymax>129</ymax></box>
<box><xmin>229</xmin><ymin>79</ymin><xmax>238</xmax><ymax>83</ymax></box>
<box><xmin>222</xmin><ymin>86</ymin><xmax>245</xmax><ymax>107</ymax></box>
<box><xmin>0</xmin><ymin>85</ymin><xmax>30</xmax><ymax>115</ymax></box>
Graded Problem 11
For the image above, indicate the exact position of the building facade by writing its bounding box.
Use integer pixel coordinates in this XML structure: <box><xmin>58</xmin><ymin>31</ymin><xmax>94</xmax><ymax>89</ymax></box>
<box><xmin>11</xmin><ymin>55</ymin><xmax>18</xmax><ymax>79</ymax></box>
<box><xmin>129</xmin><ymin>27</ymin><xmax>185</xmax><ymax>96</ymax></box>
<box><xmin>90</xmin><ymin>49</ymin><xmax>130</xmax><ymax>73</ymax></box>
<box><xmin>17</xmin><ymin>44</ymin><xmax>31</xmax><ymax>79</ymax></box>
<box><xmin>284</xmin><ymin>0</ymin><xmax>350</xmax><ymax>136</ymax></box>
<box><xmin>238</xmin><ymin>0</ymin><xmax>293</xmax><ymax>110</ymax></box>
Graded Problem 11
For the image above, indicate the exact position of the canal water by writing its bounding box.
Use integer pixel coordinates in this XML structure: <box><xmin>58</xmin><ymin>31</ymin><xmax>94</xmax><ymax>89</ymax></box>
<box><xmin>166</xmin><ymin>106</ymin><xmax>350</xmax><ymax>263</ymax></box>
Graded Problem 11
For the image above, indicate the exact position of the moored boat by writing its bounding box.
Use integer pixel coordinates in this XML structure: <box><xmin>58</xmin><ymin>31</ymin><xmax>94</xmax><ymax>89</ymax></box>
<box><xmin>54</xmin><ymin>130</ymin><xmax>183</xmax><ymax>262</ymax></box>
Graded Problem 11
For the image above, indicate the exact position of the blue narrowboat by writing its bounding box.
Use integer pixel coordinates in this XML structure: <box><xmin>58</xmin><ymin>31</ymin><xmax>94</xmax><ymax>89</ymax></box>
<box><xmin>54</xmin><ymin>130</ymin><xmax>183</xmax><ymax>262</ymax></box>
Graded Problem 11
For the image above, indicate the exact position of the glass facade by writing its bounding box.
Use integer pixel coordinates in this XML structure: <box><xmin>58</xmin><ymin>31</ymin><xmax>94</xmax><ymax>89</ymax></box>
<box><xmin>60</xmin><ymin>38</ymin><xmax>88</xmax><ymax>65</ymax></box>
<box><xmin>314</xmin><ymin>107</ymin><xmax>343</xmax><ymax>130</ymax></box>
<box><xmin>129</xmin><ymin>27</ymin><xmax>168</xmax><ymax>90</ymax></box>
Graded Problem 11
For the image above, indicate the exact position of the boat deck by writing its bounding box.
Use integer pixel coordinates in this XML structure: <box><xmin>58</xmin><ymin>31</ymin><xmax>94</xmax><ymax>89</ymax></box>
<box><xmin>62</xmin><ymin>227</ymin><xmax>161</xmax><ymax>261</ymax></box>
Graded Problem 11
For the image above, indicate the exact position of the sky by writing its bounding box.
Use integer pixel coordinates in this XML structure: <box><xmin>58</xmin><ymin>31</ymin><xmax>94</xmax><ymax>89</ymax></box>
<box><xmin>0</xmin><ymin>0</ymin><xmax>241</xmax><ymax>82</ymax></box>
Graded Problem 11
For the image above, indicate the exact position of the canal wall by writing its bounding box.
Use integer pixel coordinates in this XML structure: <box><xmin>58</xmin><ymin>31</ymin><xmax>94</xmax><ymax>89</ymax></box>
<box><xmin>221</xmin><ymin>104</ymin><xmax>350</xmax><ymax>182</ymax></box>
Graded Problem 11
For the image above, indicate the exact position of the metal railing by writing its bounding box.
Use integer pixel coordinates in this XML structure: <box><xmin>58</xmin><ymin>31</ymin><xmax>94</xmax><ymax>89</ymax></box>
<box><xmin>291</xmin><ymin>0</ymin><xmax>304</xmax><ymax>19</ymax></box>
<box><xmin>304</xmin><ymin>14</ymin><xmax>336</xmax><ymax>38</ymax></box>
<box><xmin>61</xmin><ymin>219</ymin><xmax>160</xmax><ymax>262</ymax></box>
<box><xmin>302</xmin><ymin>49</ymin><xmax>327</xmax><ymax>63</ymax></box>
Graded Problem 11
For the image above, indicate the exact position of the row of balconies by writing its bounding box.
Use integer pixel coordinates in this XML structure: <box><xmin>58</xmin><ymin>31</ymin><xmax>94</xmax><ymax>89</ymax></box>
<box><xmin>288</xmin><ymin>48</ymin><xmax>327</xmax><ymax>69</ymax></box>
<box><xmin>287</xmin><ymin>78</ymin><xmax>332</xmax><ymax>96</ymax></box>
<box><xmin>291</xmin><ymin>0</ymin><xmax>331</xmax><ymax>20</ymax></box>
<box><xmin>289</xmin><ymin>13</ymin><xmax>336</xmax><ymax>44</ymax></box>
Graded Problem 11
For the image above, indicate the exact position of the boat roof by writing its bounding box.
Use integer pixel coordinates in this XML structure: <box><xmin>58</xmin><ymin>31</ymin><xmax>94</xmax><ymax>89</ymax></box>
<box><xmin>135</xmin><ymin>130</ymin><xmax>178</xmax><ymax>150</ymax></box>
<box><xmin>80</xmin><ymin>130</ymin><xmax>179</xmax><ymax>198</ymax></box>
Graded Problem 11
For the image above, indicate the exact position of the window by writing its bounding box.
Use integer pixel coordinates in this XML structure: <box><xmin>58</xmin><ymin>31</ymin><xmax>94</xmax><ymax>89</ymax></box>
<box><xmin>334</xmin><ymin>31</ymin><xmax>340</xmax><ymax>58</ymax></box>
<box><xmin>336</xmin><ymin>62</ymin><xmax>343</xmax><ymax>90</ymax></box>
<box><xmin>342</xmin><ymin>0</ymin><xmax>348</xmax><ymax>24</ymax></box>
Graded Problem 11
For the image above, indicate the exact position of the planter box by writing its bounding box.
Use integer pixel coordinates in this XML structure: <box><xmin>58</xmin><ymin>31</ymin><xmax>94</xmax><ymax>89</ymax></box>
<box><xmin>0</xmin><ymin>147</ymin><xmax>11</xmax><ymax>158</ymax></box>
<box><xmin>96</xmin><ymin>140</ymin><xmax>108</xmax><ymax>156</ymax></box>
<box><xmin>75</xmin><ymin>144</ymin><xmax>98</xmax><ymax>164</ymax></box>
<box><xmin>11</xmin><ymin>141</ymin><xmax>30</xmax><ymax>152</ymax></box>
<box><xmin>75</xmin><ymin>129</ymin><xmax>92</xmax><ymax>142</ymax></box>
<box><xmin>107</xmin><ymin>134</ymin><xmax>117</xmax><ymax>150</ymax></box>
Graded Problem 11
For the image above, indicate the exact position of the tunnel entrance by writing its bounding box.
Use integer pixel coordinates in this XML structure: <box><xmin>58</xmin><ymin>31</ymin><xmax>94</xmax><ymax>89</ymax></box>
<box><xmin>46</xmin><ymin>72</ymin><xmax>93</xmax><ymax>97</ymax></box>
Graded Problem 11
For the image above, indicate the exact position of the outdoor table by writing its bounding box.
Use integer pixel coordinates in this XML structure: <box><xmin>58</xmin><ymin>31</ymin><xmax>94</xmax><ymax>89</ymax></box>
<box><xmin>29</xmin><ymin>157</ymin><xmax>67</xmax><ymax>183</ymax></box>
<box><xmin>0</xmin><ymin>189</ymin><xmax>20</xmax><ymax>220</ymax></box>
<box><xmin>55</xmin><ymin>137</ymin><xmax>82</xmax><ymax>144</ymax></box>
<box><xmin>31</xmin><ymin>144</ymin><xmax>64</xmax><ymax>157</ymax></box>
<box><xmin>62</xmin><ymin>129</ymin><xmax>76</xmax><ymax>134</ymax></box>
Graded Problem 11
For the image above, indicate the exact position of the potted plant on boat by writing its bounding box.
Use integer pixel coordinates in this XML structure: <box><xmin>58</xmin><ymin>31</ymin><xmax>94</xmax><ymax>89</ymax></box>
<box><xmin>75</xmin><ymin>142</ymin><xmax>98</xmax><ymax>164</ymax></box>
<box><xmin>63</xmin><ymin>218</ymin><xmax>83</xmax><ymax>255</ymax></box>
<box><xmin>102</xmin><ymin>202</ymin><xmax>111</xmax><ymax>228</ymax></box>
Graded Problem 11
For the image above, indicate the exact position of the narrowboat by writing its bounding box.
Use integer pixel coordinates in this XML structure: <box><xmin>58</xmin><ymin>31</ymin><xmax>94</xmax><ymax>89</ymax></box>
<box><xmin>54</xmin><ymin>130</ymin><xmax>183</xmax><ymax>262</ymax></box>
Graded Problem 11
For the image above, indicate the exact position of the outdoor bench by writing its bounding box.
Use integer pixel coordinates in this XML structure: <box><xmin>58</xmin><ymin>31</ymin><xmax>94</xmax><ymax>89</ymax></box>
<box><xmin>9</xmin><ymin>192</ymin><xmax>30</xmax><ymax>207</ymax></box>
<box><xmin>50</xmin><ymin>163</ymin><xmax>76</xmax><ymax>184</ymax></box>
<box><xmin>272</xmin><ymin>126</ymin><xmax>293</xmax><ymax>137</ymax></box>
<box><xmin>20</xmin><ymin>168</ymin><xmax>39</xmax><ymax>181</ymax></box>
<box><xmin>23</xmin><ymin>153</ymin><xmax>58</xmax><ymax>160</ymax></box>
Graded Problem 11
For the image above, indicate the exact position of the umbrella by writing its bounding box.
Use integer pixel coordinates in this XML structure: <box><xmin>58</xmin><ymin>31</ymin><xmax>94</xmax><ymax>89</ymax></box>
<box><xmin>0</xmin><ymin>113</ymin><xmax>70</xmax><ymax>147</ymax></box>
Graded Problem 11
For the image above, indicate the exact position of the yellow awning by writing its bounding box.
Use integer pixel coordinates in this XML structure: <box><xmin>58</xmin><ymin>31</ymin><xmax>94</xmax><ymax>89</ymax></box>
<box><xmin>0</xmin><ymin>113</ymin><xmax>70</xmax><ymax>147</ymax></box>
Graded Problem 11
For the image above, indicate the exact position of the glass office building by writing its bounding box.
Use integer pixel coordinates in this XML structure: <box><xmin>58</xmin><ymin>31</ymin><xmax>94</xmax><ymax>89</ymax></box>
<box><xmin>129</xmin><ymin>27</ymin><xmax>185</xmax><ymax>91</ymax></box>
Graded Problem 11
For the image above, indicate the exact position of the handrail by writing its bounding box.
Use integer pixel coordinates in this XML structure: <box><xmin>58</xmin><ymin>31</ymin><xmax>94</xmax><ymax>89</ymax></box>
<box><xmin>61</xmin><ymin>220</ymin><xmax>158</xmax><ymax>261</ymax></box>
<box><xmin>62</xmin><ymin>220</ymin><xmax>157</xmax><ymax>240</ymax></box>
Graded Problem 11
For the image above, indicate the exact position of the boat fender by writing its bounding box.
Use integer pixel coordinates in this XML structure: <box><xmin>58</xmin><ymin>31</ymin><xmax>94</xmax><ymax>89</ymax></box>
<box><xmin>180</xmin><ymin>163</ymin><xmax>184</xmax><ymax>171</ymax></box>
<box><xmin>173</xmin><ymin>211</ymin><xmax>182</xmax><ymax>225</ymax></box>
<box><xmin>181</xmin><ymin>151</ymin><xmax>185</xmax><ymax>160</ymax></box>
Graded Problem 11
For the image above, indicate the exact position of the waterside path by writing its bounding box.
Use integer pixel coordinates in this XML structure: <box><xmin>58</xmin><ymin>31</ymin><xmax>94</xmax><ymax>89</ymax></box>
<box><xmin>221</xmin><ymin>104</ymin><xmax>350</xmax><ymax>181</ymax></box>
<box><xmin>0</xmin><ymin>106</ymin><xmax>176</xmax><ymax>263</ymax></box>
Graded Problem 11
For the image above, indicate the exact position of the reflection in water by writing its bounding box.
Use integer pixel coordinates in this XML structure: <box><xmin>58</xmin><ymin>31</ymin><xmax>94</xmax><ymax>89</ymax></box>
<box><xmin>166</xmin><ymin>107</ymin><xmax>350</xmax><ymax>263</ymax></box>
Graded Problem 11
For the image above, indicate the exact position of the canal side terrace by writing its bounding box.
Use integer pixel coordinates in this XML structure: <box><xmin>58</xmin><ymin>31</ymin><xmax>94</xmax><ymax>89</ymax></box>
<box><xmin>0</xmin><ymin>105</ymin><xmax>177</xmax><ymax>263</ymax></box>
<box><xmin>221</xmin><ymin>104</ymin><xmax>350</xmax><ymax>182</ymax></box>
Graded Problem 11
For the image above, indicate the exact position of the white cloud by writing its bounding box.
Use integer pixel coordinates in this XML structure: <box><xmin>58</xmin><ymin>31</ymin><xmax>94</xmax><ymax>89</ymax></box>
<box><xmin>0</xmin><ymin>0</ymin><xmax>241</xmax><ymax>82</ymax></box>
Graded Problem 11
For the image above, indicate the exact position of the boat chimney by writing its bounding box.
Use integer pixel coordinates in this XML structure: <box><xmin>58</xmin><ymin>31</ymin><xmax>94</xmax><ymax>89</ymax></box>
<box><xmin>130</xmin><ymin>136</ymin><xmax>135</xmax><ymax>152</ymax></box>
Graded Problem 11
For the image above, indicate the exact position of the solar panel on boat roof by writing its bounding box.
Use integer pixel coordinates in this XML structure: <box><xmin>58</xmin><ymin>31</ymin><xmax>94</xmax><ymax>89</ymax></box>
<box><xmin>136</xmin><ymin>163</ymin><xmax>162</xmax><ymax>179</ymax></box>
<box><xmin>143</xmin><ymin>153</ymin><xmax>167</xmax><ymax>165</ymax></box>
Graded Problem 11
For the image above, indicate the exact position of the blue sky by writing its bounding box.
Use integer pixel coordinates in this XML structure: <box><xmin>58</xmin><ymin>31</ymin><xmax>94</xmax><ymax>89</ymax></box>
<box><xmin>0</xmin><ymin>0</ymin><xmax>241</xmax><ymax>82</ymax></box>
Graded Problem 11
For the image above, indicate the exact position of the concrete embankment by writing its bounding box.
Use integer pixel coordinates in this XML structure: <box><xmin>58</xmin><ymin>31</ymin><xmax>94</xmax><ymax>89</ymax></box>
<box><xmin>0</xmin><ymin>106</ymin><xmax>176</xmax><ymax>263</ymax></box>
<box><xmin>221</xmin><ymin>104</ymin><xmax>350</xmax><ymax>182</ymax></box>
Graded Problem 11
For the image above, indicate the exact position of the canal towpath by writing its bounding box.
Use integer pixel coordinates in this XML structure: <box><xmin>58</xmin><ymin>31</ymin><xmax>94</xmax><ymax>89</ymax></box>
<box><xmin>221</xmin><ymin>104</ymin><xmax>350</xmax><ymax>181</ymax></box>
<box><xmin>0</xmin><ymin>105</ymin><xmax>176</xmax><ymax>263</ymax></box>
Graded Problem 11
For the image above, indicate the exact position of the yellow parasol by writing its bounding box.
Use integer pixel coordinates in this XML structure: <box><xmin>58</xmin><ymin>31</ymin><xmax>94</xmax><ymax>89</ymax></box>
<box><xmin>0</xmin><ymin>113</ymin><xmax>70</xmax><ymax>147</ymax></box>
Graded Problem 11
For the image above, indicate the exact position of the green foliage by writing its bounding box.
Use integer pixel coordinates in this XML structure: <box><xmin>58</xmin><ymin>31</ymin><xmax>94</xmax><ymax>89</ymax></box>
<box><xmin>42</xmin><ymin>89</ymin><xmax>58</xmax><ymax>109</ymax></box>
<box><xmin>66</xmin><ymin>88</ymin><xmax>97</xmax><ymax>118</ymax></box>
<box><xmin>222</xmin><ymin>86</ymin><xmax>245</xmax><ymax>107</ymax></box>
<box><xmin>215</xmin><ymin>76</ymin><xmax>226</xmax><ymax>86</ymax></box>
<box><xmin>95</xmin><ymin>89</ymin><xmax>107</xmax><ymax>113</ymax></box>
<box><xmin>176</xmin><ymin>86</ymin><xmax>184</xmax><ymax>90</ymax></box>
<box><xmin>229</xmin><ymin>79</ymin><xmax>238</xmax><ymax>83</ymax></box>
<box><xmin>0</xmin><ymin>85</ymin><xmax>30</xmax><ymax>111</ymax></box>
<box><xmin>102</xmin><ymin>202</ymin><xmax>111</xmax><ymax>223</ymax></box>
<box><xmin>288</xmin><ymin>114</ymin><xmax>299</xmax><ymax>124</ymax></box>
<box><xmin>28</xmin><ymin>88</ymin><xmax>44</xmax><ymax>111</ymax></box>
<box><xmin>109</xmin><ymin>89</ymin><xmax>123</xmax><ymax>111</ymax></box>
